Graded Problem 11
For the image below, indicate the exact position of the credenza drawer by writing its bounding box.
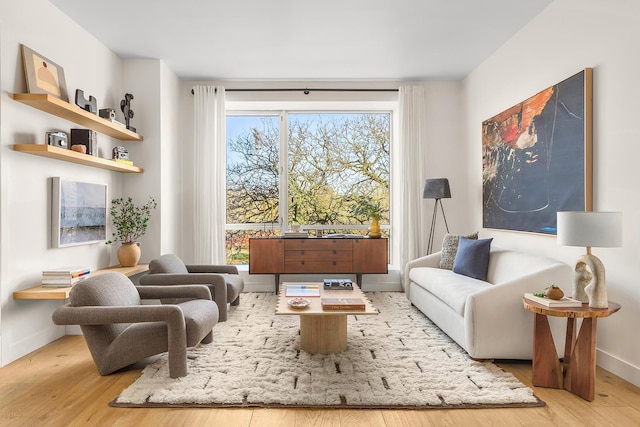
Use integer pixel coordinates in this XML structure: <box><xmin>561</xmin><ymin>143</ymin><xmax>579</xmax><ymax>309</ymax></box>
<box><xmin>284</xmin><ymin>261</ymin><xmax>353</xmax><ymax>273</ymax></box>
<box><xmin>284</xmin><ymin>250</ymin><xmax>352</xmax><ymax>262</ymax></box>
<box><xmin>284</xmin><ymin>239</ymin><xmax>352</xmax><ymax>251</ymax></box>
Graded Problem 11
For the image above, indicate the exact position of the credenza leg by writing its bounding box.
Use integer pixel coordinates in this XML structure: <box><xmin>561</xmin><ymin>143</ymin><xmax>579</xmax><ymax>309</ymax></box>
<box><xmin>275</xmin><ymin>274</ymin><xmax>280</xmax><ymax>294</ymax></box>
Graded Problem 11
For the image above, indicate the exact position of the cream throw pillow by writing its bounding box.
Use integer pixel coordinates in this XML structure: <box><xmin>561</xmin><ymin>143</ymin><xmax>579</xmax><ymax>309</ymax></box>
<box><xmin>439</xmin><ymin>232</ymin><xmax>479</xmax><ymax>270</ymax></box>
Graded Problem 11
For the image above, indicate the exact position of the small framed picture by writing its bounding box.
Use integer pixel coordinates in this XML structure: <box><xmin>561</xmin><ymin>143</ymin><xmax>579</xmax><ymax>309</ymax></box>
<box><xmin>21</xmin><ymin>44</ymin><xmax>69</xmax><ymax>102</ymax></box>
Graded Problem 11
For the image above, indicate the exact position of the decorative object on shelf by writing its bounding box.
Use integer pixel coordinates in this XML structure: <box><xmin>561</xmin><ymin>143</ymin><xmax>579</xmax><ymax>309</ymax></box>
<box><xmin>120</xmin><ymin>93</ymin><xmax>136</xmax><ymax>133</ymax></box>
<box><xmin>71</xmin><ymin>129</ymin><xmax>97</xmax><ymax>156</ymax></box>
<box><xmin>353</xmin><ymin>195</ymin><xmax>383</xmax><ymax>238</ymax></box>
<box><xmin>74</xmin><ymin>89</ymin><xmax>97</xmax><ymax>114</ymax></box>
<box><xmin>557</xmin><ymin>211</ymin><xmax>622</xmax><ymax>308</ymax></box>
<box><xmin>483</xmin><ymin>69</ymin><xmax>593</xmax><ymax>235</ymax></box>
<box><xmin>46</xmin><ymin>131</ymin><xmax>68</xmax><ymax>148</ymax></box>
<box><xmin>112</xmin><ymin>146</ymin><xmax>129</xmax><ymax>160</ymax></box>
<box><xmin>106</xmin><ymin>196</ymin><xmax>157</xmax><ymax>267</ymax></box>
<box><xmin>20</xmin><ymin>44</ymin><xmax>68</xmax><ymax>101</ymax></box>
<box><xmin>423</xmin><ymin>178</ymin><xmax>451</xmax><ymax>254</ymax></box>
<box><xmin>51</xmin><ymin>177</ymin><xmax>107</xmax><ymax>248</ymax></box>
<box><xmin>99</xmin><ymin>108</ymin><xmax>116</xmax><ymax>120</ymax></box>
<box><xmin>544</xmin><ymin>284</ymin><xmax>564</xmax><ymax>300</ymax></box>
<box><xmin>71</xmin><ymin>144</ymin><xmax>86</xmax><ymax>154</ymax></box>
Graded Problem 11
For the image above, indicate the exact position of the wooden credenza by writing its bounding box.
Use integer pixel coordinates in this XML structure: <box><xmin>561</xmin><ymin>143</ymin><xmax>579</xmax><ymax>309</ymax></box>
<box><xmin>249</xmin><ymin>237</ymin><xmax>388</xmax><ymax>292</ymax></box>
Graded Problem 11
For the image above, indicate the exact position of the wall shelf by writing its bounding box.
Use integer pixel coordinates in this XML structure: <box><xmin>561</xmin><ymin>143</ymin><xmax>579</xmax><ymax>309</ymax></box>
<box><xmin>13</xmin><ymin>144</ymin><xmax>143</xmax><ymax>173</ymax></box>
<box><xmin>13</xmin><ymin>264</ymin><xmax>149</xmax><ymax>300</ymax></box>
<box><xmin>13</xmin><ymin>93</ymin><xmax>143</xmax><ymax>141</ymax></box>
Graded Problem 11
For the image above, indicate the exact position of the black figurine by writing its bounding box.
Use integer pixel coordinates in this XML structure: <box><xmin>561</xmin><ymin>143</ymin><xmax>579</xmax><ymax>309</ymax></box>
<box><xmin>75</xmin><ymin>89</ymin><xmax>97</xmax><ymax>114</ymax></box>
<box><xmin>120</xmin><ymin>93</ymin><xmax>136</xmax><ymax>133</ymax></box>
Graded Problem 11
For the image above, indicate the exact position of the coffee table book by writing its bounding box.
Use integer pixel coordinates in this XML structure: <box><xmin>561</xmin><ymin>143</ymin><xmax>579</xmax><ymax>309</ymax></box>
<box><xmin>321</xmin><ymin>298</ymin><xmax>366</xmax><ymax>311</ymax></box>
<box><xmin>524</xmin><ymin>292</ymin><xmax>583</xmax><ymax>308</ymax></box>
<box><xmin>285</xmin><ymin>284</ymin><xmax>320</xmax><ymax>297</ymax></box>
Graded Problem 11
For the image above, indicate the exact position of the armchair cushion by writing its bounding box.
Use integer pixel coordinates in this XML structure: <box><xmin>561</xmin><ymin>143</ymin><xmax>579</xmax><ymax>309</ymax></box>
<box><xmin>149</xmin><ymin>254</ymin><xmax>189</xmax><ymax>274</ymax></box>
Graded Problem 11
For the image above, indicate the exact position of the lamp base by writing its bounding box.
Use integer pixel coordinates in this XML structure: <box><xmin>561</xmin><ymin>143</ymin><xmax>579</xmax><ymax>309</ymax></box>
<box><xmin>574</xmin><ymin>253</ymin><xmax>608</xmax><ymax>309</ymax></box>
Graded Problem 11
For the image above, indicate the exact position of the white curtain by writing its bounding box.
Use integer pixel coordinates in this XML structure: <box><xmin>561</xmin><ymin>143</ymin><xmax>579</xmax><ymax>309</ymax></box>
<box><xmin>192</xmin><ymin>86</ymin><xmax>226</xmax><ymax>264</ymax></box>
<box><xmin>399</xmin><ymin>86</ymin><xmax>428</xmax><ymax>287</ymax></box>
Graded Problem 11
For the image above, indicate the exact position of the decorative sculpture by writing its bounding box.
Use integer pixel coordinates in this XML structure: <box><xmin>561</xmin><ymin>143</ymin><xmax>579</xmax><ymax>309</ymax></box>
<box><xmin>120</xmin><ymin>93</ymin><xmax>136</xmax><ymax>133</ymax></box>
<box><xmin>573</xmin><ymin>254</ymin><xmax>608</xmax><ymax>308</ymax></box>
<box><xmin>75</xmin><ymin>89</ymin><xmax>97</xmax><ymax>114</ymax></box>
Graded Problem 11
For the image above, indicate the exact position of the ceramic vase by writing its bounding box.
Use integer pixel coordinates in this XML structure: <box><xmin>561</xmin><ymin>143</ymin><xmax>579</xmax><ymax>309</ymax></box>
<box><xmin>369</xmin><ymin>217</ymin><xmax>382</xmax><ymax>238</ymax></box>
<box><xmin>118</xmin><ymin>242</ymin><xmax>141</xmax><ymax>267</ymax></box>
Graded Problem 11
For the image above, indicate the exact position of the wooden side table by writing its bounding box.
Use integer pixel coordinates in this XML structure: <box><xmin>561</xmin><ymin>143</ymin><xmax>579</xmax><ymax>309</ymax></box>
<box><xmin>523</xmin><ymin>298</ymin><xmax>621</xmax><ymax>401</ymax></box>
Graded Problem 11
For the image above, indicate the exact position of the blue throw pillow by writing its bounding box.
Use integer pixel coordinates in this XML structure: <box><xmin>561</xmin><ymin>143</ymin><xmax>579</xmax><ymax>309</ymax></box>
<box><xmin>452</xmin><ymin>237</ymin><xmax>493</xmax><ymax>281</ymax></box>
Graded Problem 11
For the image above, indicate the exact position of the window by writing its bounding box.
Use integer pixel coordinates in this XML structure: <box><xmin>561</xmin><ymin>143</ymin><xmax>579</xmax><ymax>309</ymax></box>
<box><xmin>225</xmin><ymin>109</ymin><xmax>392</xmax><ymax>265</ymax></box>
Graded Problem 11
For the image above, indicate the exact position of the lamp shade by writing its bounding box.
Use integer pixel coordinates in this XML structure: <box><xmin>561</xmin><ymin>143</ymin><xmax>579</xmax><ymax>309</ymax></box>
<box><xmin>423</xmin><ymin>178</ymin><xmax>451</xmax><ymax>199</ymax></box>
<box><xmin>557</xmin><ymin>211</ymin><xmax>622</xmax><ymax>248</ymax></box>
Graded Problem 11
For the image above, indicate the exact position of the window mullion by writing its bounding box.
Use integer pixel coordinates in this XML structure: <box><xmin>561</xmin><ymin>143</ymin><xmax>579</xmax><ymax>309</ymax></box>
<box><xmin>279</xmin><ymin>111</ymin><xmax>288</xmax><ymax>232</ymax></box>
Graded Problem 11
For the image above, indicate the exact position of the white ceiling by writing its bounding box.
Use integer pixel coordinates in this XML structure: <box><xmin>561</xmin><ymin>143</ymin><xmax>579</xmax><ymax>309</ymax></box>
<box><xmin>49</xmin><ymin>0</ymin><xmax>552</xmax><ymax>81</ymax></box>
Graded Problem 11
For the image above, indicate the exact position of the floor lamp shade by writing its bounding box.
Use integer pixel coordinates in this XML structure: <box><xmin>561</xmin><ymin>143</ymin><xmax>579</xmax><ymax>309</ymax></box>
<box><xmin>556</xmin><ymin>211</ymin><xmax>622</xmax><ymax>308</ymax></box>
<box><xmin>423</xmin><ymin>178</ymin><xmax>451</xmax><ymax>200</ymax></box>
<box><xmin>424</xmin><ymin>178</ymin><xmax>451</xmax><ymax>254</ymax></box>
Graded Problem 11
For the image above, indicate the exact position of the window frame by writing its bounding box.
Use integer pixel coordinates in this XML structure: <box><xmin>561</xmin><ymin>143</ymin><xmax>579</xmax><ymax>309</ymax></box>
<box><xmin>225</xmin><ymin>99</ymin><xmax>400</xmax><ymax>268</ymax></box>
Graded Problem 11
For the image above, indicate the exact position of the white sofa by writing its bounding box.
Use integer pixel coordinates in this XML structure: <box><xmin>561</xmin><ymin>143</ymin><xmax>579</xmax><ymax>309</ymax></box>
<box><xmin>404</xmin><ymin>246</ymin><xmax>572</xmax><ymax>360</ymax></box>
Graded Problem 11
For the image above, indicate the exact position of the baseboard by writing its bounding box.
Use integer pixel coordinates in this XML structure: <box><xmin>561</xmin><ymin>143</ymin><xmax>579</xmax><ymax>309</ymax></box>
<box><xmin>2</xmin><ymin>324</ymin><xmax>64</xmax><ymax>367</ymax></box>
<box><xmin>597</xmin><ymin>348</ymin><xmax>640</xmax><ymax>388</ymax></box>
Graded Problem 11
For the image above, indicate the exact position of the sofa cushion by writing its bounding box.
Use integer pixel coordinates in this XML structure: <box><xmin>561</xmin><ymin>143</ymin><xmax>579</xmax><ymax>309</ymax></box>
<box><xmin>439</xmin><ymin>232</ymin><xmax>478</xmax><ymax>270</ymax></box>
<box><xmin>409</xmin><ymin>267</ymin><xmax>491</xmax><ymax>315</ymax></box>
<box><xmin>453</xmin><ymin>237</ymin><xmax>493</xmax><ymax>281</ymax></box>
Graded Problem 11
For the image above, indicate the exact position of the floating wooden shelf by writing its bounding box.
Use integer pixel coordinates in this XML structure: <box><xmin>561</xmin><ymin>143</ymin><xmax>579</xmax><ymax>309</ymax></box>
<box><xmin>13</xmin><ymin>264</ymin><xmax>149</xmax><ymax>300</ymax></box>
<box><xmin>13</xmin><ymin>144</ymin><xmax>143</xmax><ymax>173</ymax></box>
<box><xmin>13</xmin><ymin>93</ymin><xmax>143</xmax><ymax>141</ymax></box>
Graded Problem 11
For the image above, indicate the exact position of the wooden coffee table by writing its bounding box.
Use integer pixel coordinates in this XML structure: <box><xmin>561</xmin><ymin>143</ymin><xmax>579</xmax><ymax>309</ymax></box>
<box><xmin>276</xmin><ymin>282</ymin><xmax>378</xmax><ymax>354</ymax></box>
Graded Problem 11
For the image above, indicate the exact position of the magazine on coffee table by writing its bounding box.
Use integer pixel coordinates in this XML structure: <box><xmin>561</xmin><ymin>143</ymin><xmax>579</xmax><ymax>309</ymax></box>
<box><xmin>285</xmin><ymin>284</ymin><xmax>320</xmax><ymax>297</ymax></box>
<box><xmin>323</xmin><ymin>279</ymin><xmax>353</xmax><ymax>290</ymax></box>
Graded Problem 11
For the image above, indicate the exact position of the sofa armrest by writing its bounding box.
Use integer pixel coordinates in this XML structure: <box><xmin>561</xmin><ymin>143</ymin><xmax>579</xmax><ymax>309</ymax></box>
<box><xmin>403</xmin><ymin>252</ymin><xmax>442</xmax><ymax>295</ymax></box>
<box><xmin>186</xmin><ymin>265</ymin><xmax>239</xmax><ymax>275</ymax></box>
<box><xmin>463</xmin><ymin>263</ymin><xmax>572</xmax><ymax>359</ymax></box>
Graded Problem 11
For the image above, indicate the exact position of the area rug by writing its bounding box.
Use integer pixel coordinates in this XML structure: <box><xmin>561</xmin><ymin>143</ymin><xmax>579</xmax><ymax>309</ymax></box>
<box><xmin>112</xmin><ymin>292</ymin><xmax>543</xmax><ymax>409</ymax></box>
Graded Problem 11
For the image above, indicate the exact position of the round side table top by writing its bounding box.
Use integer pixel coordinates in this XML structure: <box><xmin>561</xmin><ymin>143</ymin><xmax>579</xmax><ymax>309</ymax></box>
<box><xmin>523</xmin><ymin>299</ymin><xmax>621</xmax><ymax>318</ymax></box>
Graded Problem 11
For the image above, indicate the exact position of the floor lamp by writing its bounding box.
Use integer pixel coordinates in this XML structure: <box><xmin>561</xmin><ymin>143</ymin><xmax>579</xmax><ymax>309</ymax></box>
<box><xmin>424</xmin><ymin>178</ymin><xmax>451</xmax><ymax>254</ymax></box>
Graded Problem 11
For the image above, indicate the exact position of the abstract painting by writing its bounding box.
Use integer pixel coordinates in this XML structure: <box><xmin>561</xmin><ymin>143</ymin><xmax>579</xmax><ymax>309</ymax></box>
<box><xmin>52</xmin><ymin>177</ymin><xmax>107</xmax><ymax>247</ymax></box>
<box><xmin>482</xmin><ymin>69</ymin><xmax>592</xmax><ymax>234</ymax></box>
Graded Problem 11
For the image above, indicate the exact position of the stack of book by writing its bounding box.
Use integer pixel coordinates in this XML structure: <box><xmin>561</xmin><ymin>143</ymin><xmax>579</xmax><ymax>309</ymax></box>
<box><xmin>42</xmin><ymin>266</ymin><xmax>91</xmax><ymax>288</ymax></box>
<box><xmin>281</xmin><ymin>231</ymin><xmax>309</xmax><ymax>238</ymax></box>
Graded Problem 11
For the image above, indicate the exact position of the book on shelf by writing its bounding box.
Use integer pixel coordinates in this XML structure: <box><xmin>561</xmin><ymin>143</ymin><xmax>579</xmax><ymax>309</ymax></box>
<box><xmin>323</xmin><ymin>233</ymin><xmax>364</xmax><ymax>239</ymax></box>
<box><xmin>42</xmin><ymin>266</ymin><xmax>91</xmax><ymax>277</ymax></box>
<box><xmin>113</xmin><ymin>159</ymin><xmax>134</xmax><ymax>165</ymax></box>
<box><xmin>42</xmin><ymin>274</ymin><xmax>89</xmax><ymax>287</ymax></box>
<box><xmin>323</xmin><ymin>279</ymin><xmax>353</xmax><ymax>290</ymax></box>
<box><xmin>321</xmin><ymin>297</ymin><xmax>366</xmax><ymax>311</ymax></box>
<box><xmin>285</xmin><ymin>284</ymin><xmax>320</xmax><ymax>297</ymax></box>
<box><xmin>524</xmin><ymin>293</ymin><xmax>583</xmax><ymax>308</ymax></box>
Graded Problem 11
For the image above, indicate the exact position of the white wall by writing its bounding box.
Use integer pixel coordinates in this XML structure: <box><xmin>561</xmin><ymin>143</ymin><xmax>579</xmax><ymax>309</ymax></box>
<box><xmin>0</xmin><ymin>1</ymin><xmax>179</xmax><ymax>366</ymax></box>
<box><xmin>0</xmin><ymin>0</ymin><xmax>125</xmax><ymax>365</ymax></box>
<box><xmin>463</xmin><ymin>0</ymin><xmax>640</xmax><ymax>386</ymax></box>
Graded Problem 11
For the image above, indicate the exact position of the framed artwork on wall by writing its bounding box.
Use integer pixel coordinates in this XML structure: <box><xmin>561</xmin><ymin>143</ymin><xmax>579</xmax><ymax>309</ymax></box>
<box><xmin>21</xmin><ymin>44</ymin><xmax>69</xmax><ymax>102</ymax></box>
<box><xmin>482</xmin><ymin>68</ymin><xmax>593</xmax><ymax>235</ymax></box>
<box><xmin>52</xmin><ymin>177</ymin><xmax>107</xmax><ymax>248</ymax></box>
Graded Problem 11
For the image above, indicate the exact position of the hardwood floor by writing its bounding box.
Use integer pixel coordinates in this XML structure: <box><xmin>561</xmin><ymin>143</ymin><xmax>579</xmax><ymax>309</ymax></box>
<box><xmin>1</xmin><ymin>336</ymin><xmax>640</xmax><ymax>426</ymax></box>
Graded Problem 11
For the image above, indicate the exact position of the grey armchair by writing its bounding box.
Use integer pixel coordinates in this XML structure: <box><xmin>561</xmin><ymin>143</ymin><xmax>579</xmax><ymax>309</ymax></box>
<box><xmin>139</xmin><ymin>254</ymin><xmax>244</xmax><ymax>322</ymax></box>
<box><xmin>52</xmin><ymin>272</ymin><xmax>218</xmax><ymax>378</ymax></box>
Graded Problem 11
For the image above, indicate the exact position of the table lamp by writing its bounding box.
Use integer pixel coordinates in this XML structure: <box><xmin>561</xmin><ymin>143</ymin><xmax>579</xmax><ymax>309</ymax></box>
<box><xmin>556</xmin><ymin>211</ymin><xmax>622</xmax><ymax>308</ymax></box>
<box><xmin>423</xmin><ymin>178</ymin><xmax>451</xmax><ymax>254</ymax></box>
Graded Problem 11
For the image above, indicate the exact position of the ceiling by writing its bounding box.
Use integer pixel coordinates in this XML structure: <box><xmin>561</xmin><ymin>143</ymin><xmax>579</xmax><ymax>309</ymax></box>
<box><xmin>49</xmin><ymin>0</ymin><xmax>552</xmax><ymax>82</ymax></box>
